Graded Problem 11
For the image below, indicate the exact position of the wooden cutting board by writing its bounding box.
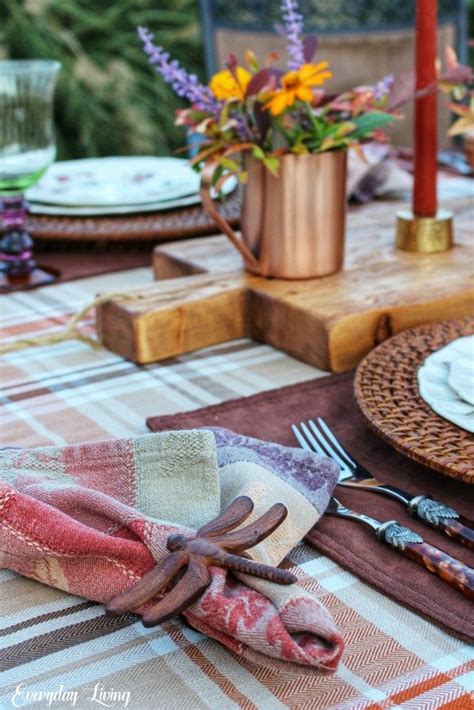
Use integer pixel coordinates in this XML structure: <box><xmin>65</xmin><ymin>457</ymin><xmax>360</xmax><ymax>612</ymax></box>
<box><xmin>96</xmin><ymin>197</ymin><xmax>473</xmax><ymax>372</ymax></box>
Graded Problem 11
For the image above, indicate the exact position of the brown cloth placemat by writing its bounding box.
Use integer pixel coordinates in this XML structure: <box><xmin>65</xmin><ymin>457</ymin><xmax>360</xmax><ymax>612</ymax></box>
<box><xmin>11</xmin><ymin>193</ymin><xmax>241</xmax><ymax>285</ymax></box>
<box><xmin>34</xmin><ymin>241</ymin><xmax>153</xmax><ymax>283</ymax></box>
<box><xmin>147</xmin><ymin>371</ymin><xmax>474</xmax><ymax>643</ymax></box>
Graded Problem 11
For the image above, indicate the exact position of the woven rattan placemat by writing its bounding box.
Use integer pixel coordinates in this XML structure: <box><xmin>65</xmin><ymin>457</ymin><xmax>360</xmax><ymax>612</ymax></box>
<box><xmin>27</xmin><ymin>192</ymin><xmax>240</xmax><ymax>242</ymax></box>
<box><xmin>355</xmin><ymin>318</ymin><xmax>474</xmax><ymax>484</ymax></box>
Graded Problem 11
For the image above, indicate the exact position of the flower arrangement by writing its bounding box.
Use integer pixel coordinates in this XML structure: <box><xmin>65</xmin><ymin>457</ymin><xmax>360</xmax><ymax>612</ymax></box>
<box><xmin>138</xmin><ymin>0</ymin><xmax>473</xmax><ymax>185</ymax></box>
<box><xmin>138</xmin><ymin>0</ymin><xmax>396</xmax><ymax>184</ymax></box>
<box><xmin>437</xmin><ymin>47</ymin><xmax>474</xmax><ymax>137</ymax></box>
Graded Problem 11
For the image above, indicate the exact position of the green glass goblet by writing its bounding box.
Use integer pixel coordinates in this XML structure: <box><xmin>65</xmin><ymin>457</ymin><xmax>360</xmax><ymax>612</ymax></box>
<box><xmin>0</xmin><ymin>59</ymin><xmax>60</xmax><ymax>291</ymax></box>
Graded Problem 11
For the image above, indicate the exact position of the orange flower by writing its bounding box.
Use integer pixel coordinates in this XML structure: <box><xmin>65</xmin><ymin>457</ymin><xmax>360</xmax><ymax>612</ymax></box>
<box><xmin>265</xmin><ymin>62</ymin><xmax>332</xmax><ymax>116</ymax></box>
<box><xmin>209</xmin><ymin>67</ymin><xmax>251</xmax><ymax>101</ymax></box>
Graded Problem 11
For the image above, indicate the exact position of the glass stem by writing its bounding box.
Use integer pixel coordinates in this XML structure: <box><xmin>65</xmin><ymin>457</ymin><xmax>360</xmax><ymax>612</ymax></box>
<box><xmin>0</xmin><ymin>194</ymin><xmax>35</xmax><ymax>278</ymax></box>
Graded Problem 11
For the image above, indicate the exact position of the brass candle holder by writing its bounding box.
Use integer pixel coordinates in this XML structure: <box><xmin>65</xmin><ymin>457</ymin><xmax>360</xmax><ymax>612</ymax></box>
<box><xmin>396</xmin><ymin>209</ymin><xmax>454</xmax><ymax>254</ymax></box>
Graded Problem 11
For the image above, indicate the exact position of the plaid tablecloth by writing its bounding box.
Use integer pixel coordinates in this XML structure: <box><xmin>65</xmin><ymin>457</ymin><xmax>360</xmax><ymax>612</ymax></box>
<box><xmin>1</xmin><ymin>267</ymin><xmax>473</xmax><ymax>710</ymax></box>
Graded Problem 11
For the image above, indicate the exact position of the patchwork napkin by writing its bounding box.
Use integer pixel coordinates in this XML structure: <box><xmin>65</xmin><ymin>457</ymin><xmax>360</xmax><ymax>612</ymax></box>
<box><xmin>0</xmin><ymin>429</ymin><xmax>343</xmax><ymax>672</ymax></box>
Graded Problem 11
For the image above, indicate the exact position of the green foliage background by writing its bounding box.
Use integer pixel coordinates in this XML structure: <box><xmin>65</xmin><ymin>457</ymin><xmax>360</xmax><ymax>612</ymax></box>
<box><xmin>0</xmin><ymin>0</ymin><xmax>203</xmax><ymax>159</ymax></box>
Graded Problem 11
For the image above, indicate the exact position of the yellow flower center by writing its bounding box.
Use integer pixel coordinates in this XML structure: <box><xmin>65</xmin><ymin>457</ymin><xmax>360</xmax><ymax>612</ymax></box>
<box><xmin>281</xmin><ymin>72</ymin><xmax>300</xmax><ymax>91</ymax></box>
<box><xmin>265</xmin><ymin>62</ymin><xmax>332</xmax><ymax>115</ymax></box>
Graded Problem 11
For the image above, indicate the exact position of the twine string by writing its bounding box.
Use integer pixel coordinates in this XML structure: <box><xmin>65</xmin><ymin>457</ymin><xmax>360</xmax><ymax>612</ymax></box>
<box><xmin>0</xmin><ymin>292</ymin><xmax>131</xmax><ymax>355</ymax></box>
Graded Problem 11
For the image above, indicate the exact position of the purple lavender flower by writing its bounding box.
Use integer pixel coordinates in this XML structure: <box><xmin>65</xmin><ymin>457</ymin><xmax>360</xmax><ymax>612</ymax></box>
<box><xmin>281</xmin><ymin>0</ymin><xmax>305</xmax><ymax>70</ymax></box>
<box><xmin>373</xmin><ymin>74</ymin><xmax>395</xmax><ymax>101</ymax></box>
<box><xmin>230</xmin><ymin>111</ymin><xmax>254</xmax><ymax>141</ymax></box>
<box><xmin>138</xmin><ymin>26</ymin><xmax>221</xmax><ymax>115</ymax></box>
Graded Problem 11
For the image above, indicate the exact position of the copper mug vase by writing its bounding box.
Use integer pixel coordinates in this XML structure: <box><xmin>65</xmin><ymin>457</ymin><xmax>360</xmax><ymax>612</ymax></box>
<box><xmin>201</xmin><ymin>151</ymin><xmax>347</xmax><ymax>279</ymax></box>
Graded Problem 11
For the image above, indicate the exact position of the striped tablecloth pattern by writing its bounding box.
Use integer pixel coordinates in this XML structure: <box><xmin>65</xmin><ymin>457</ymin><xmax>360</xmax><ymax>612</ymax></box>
<box><xmin>1</xmin><ymin>267</ymin><xmax>473</xmax><ymax>710</ymax></box>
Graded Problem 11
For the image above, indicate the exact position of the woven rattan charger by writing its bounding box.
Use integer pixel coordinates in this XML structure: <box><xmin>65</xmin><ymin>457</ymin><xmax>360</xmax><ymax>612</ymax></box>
<box><xmin>27</xmin><ymin>192</ymin><xmax>240</xmax><ymax>242</ymax></box>
<box><xmin>355</xmin><ymin>318</ymin><xmax>474</xmax><ymax>484</ymax></box>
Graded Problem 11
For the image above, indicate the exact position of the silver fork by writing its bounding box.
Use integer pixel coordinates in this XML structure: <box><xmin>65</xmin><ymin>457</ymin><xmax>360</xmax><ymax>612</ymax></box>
<box><xmin>292</xmin><ymin>418</ymin><xmax>474</xmax><ymax>551</ymax></box>
<box><xmin>292</xmin><ymin>421</ymin><xmax>474</xmax><ymax>598</ymax></box>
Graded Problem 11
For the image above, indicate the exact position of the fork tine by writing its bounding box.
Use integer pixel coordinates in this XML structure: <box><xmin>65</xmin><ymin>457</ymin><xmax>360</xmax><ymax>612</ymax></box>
<box><xmin>308</xmin><ymin>420</ymin><xmax>351</xmax><ymax>472</ymax></box>
<box><xmin>293</xmin><ymin>422</ymin><xmax>329</xmax><ymax>459</ymax></box>
<box><xmin>291</xmin><ymin>424</ymin><xmax>311</xmax><ymax>451</ymax></box>
<box><xmin>316</xmin><ymin>418</ymin><xmax>357</xmax><ymax>469</ymax></box>
<box><xmin>300</xmin><ymin>422</ymin><xmax>330</xmax><ymax>458</ymax></box>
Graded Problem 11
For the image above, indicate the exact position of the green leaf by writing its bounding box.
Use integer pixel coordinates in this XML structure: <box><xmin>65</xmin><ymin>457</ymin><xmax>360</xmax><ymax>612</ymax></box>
<box><xmin>251</xmin><ymin>145</ymin><xmax>265</xmax><ymax>160</ymax></box>
<box><xmin>319</xmin><ymin>136</ymin><xmax>335</xmax><ymax>151</ymax></box>
<box><xmin>291</xmin><ymin>142</ymin><xmax>309</xmax><ymax>154</ymax></box>
<box><xmin>219</xmin><ymin>101</ymin><xmax>231</xmax><ymax>128</ymax></box>
<box><xmin>262</xmin><ymin>156</ymin><xmax>280</xmax><ymax>175</ymax></box>
<box><xmin>217</xmin><ymin>157</ymin><xmax>241</xmax><ymax>173</ymax></box>
<box><xmin>211</xmin><ymin>164</ymin><xmax>225</xmax><ymax>187</ymax></box>
<box><xmin>334</xmin><ymin>121</ymin><xmax>356</xmax><ymax>138</ymax></box>
<box><xmin>351</xmin><ymin>111</ymin><xmax>395</xmax><ymax>138</ymax></box>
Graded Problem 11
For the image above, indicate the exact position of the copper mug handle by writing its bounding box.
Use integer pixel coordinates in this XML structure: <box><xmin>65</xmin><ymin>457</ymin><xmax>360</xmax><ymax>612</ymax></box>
<box><xmin>200</xmin><ymin>164</ymin><xmax>261</xmax><ymax>273</ymax></box>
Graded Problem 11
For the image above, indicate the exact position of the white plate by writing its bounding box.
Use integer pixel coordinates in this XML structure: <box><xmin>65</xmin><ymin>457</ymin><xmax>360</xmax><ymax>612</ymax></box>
<box><xmin>28</xmin><ymin>192</ymin><xmax>203</xmax><ymax>216</ymax></box>
<box><xmin>417</xmin><ymin>335</ymin><xmax>474</xmax><ymax>433</ymax></box>
<box><xmin>26</xmin><ymin>157</ymin><xmax>201</xmax><ymax>207</ymax></box>
<box><xmin>448</xmin><ymin>357</ymin><xmax>474</xmax><ymax>406</ymax></box>
<box><xmin>27</xmin><ymin>178</ymin><xmax>237</xmax><ymax>216</ymax></box>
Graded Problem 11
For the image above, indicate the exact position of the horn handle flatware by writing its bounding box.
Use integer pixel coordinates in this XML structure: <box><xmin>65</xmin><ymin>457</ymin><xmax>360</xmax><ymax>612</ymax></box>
<box><xmin>425</xmin><ymin>514</ymin><xmax>474</xmax><ymax>551</ymax></box>
<box><xmin>407</xmin><ymin>497</ymin><xmax>474</xmax><ymax>552</ymax></box>
<box><xmin>342</xmin><ymin>480</ymin><xmax>474</xmax><ymax>551</ymax></box>
<box><xmin>327</xmin><ymin>499</ymin><xmax>474</xmax><ymax>599</ymax></box>
<box><xmin>376</xmin><ymin>520</ymin><xmax>474</xmax><ymax>600</ymax></box>
<box><xmin>435</xmin><ymin>515</ymin><xmax>474</xmax><ymax>551</ymax></box>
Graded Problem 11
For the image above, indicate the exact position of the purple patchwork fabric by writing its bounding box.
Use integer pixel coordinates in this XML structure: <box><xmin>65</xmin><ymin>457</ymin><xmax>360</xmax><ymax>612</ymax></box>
<box><xmin>210</xmin><ymin>427</ymin><xmax>340</xmax><ymax>516</ymax></box>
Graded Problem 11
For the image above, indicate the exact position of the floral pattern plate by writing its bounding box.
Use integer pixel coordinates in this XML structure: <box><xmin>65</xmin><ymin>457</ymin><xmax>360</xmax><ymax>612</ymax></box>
<box><xmin>27</xmin><ymin>157</ymin><xmax>203</xmax><ymax>208</ymax></box>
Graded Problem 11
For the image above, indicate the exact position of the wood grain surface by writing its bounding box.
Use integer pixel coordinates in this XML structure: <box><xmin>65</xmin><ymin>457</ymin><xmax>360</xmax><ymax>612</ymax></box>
<box><xmin>97</xmin><ymin>192</ymin><xmax>473</xmax><ymax>371</ymax></box>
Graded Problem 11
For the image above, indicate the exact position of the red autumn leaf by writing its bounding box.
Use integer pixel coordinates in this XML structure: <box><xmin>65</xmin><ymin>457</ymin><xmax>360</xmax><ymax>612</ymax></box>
<box><xmin>372</xmin><ymin>128</ymin><xmax>391</xmax><ymax>143</ymax></box>
<box><xmin>440</xmin><ymin>64</ymin><xmax>473</xmax><ymax>85</ymax></box>
<box><xmin>245</xmin><ymin>68</ymin><xmax>280</xmax><ymax>97</ymax></box>
<box><xmin>226</xmin><ymin>53</ymin><xmax>239</xmax><ymax>79</ymax></box>
<box><xmin>310</xmin><ymin>89</ymin><xmax>325</xmax><ymax>107</ymax></box>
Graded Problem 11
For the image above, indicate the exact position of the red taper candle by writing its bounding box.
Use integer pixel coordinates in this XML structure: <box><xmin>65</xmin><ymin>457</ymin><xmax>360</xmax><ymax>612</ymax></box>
<box><xmin>413</xmin><ymin>0</ymin><xmax>438</xmax><ymax>217</ymax></box>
